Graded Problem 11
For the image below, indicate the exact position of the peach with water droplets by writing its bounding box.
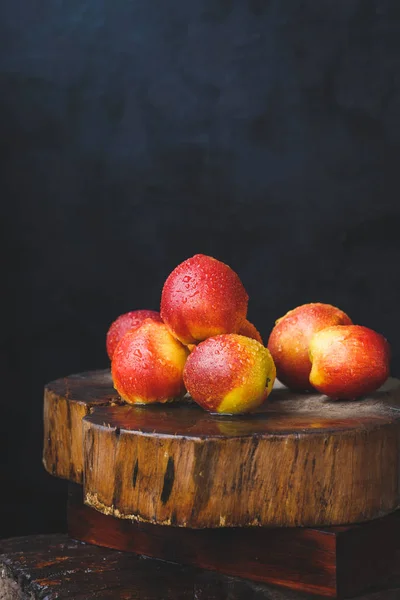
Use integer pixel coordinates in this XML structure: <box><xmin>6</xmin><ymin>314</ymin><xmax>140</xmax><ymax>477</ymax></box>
<box><xmin>106</xmin><ymin>309</ymin><xmax>162</xmax><ymax>360</ymax></box>
<box><xmin>183</xmin><ymin>334</ymin><xmax>276</xmax><ymax>414</ymax></box>
<box><xmin>267</xmin><ymin>303</ymin><xmax>352</xmax><ymax>391</ymax></box>
<box><xmin>161</xmin><ymin>254</ymin><xmax>249</xmax><ymax>345</ymax></box>
<box><xmin>112</xmin><ymin>319</ymin><xmax>189</xmax><ymax>404</ymax></box>
<box><xmin>309</xmin><ymin>325</ymin><xmax>390</xmax><ymax>399</ymax></box>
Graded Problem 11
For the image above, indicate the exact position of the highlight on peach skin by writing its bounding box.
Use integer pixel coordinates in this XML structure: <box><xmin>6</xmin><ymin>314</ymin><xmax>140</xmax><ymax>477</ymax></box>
<box><xmin>183</xmin><ymin>334</ymin><xmax>276</xmax><ymax>415</ymax></box>
<box><xmin>160</xmin><ymin>254</ymin><xmax>249</xmax><ymax>345</ymax></box>
<box><xmin>267</xmin><ymin>303</ymin><xmax>352</xmax><ymax>391</ymax></box>
<box><xmin>112</xmin><ymin>319</ymin><xmax>189</xmax><ymax>405</ymax></box>
<box><xmin>309</xmin><ymin>325</ymin><xmax>390</xmax><ymax>399</ymax></box>
<box><xmin>106</xmin><ymin>309</ymin><xmax>162</xmax><ymax>360</ymax></box>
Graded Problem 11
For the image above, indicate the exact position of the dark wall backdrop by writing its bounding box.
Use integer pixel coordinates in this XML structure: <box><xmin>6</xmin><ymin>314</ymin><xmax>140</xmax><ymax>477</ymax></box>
<box><xmin>1</xmin><ymin>0</ymin><xmax>400</xmax><ymax>538</ymax></box>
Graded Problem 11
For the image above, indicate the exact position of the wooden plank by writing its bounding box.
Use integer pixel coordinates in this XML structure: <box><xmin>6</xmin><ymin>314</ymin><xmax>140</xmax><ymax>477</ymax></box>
<box><xmin>68</xmin><ymin>483</ymin><xmax>400</xmax><ymax>599</ymax></box>
<box><xmin>68</xmin><ymin>483</ymin><xmax>336</xmax><ymax>597</ymax></box>
<box><xmin>1</xmin><ymin>533</ymin><xmax>400</xmax><ymax>600</ymax></box>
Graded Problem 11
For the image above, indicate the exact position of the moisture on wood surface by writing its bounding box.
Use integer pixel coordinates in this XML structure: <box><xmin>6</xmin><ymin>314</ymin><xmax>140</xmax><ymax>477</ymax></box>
<box><xmin>1</xmin><ymin>534</ymin><xmax>400</xmax><ymax>600</ymax></box>
<box><xmin>44</xmin><ymin>370</ymin><xmax>400</xmax><ymax>527</ymax></box>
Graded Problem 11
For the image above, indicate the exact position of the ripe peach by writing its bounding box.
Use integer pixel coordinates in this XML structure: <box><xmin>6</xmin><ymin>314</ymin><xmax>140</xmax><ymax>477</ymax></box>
<box><xmin>183</xmin><ymin>334</ymin><xmax>276</xmax><ymax>414</ymax></box>
<box><xmin>106</xmin><ymin>310</ymin><xmax>162</xmax><ymax>360</ymax></box>
<box><xmin>186</xmin><ymin>319</ymin><xmax>262</xmax><ymax>351</ymax></box>
<box><xmin>267</xmin><ymin>303</ymin><xmax>352</xmax><ymax>391</ymax></box>
<box><xmin>238</xmin><ymin>319</ymin><xmax>263</xmax><ymax>344</ymax></box>
<box><xmin>112</xmin><ymin>319</ymin><xmax>189</xmax><ymax>404</ymax></box>
<box><xmin>161</xmin><ymin>254</ymin><xmax>249</xmax><ymax>345</ymax></box>
<box><xmin>309</xmin><ymin>325</ymin><xmax>390</xmax><ymax>399</ymax></box>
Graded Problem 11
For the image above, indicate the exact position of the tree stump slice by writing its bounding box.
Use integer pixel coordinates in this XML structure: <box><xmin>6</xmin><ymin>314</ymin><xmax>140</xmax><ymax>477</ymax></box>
<box><xmin>43</xmin><ymin>370</ymin><xmax>120</xmax><ymax>483</ymax></box>
<box><xmin>44</xmin><ymin>371</ymin><xmax>400</xmax><ymax>528</ymax></box>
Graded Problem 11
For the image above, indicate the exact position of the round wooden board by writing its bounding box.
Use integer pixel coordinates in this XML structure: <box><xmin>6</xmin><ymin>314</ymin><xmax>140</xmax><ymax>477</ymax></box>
<box><xmin>44</xmin><ymin>370</ymin><xmax>400</xmax><ymax>528</ymax></box>
<box><xmin>43</xmin><ymin>370</ymin><xmax>121</xmax><ymax>483</ymax></box>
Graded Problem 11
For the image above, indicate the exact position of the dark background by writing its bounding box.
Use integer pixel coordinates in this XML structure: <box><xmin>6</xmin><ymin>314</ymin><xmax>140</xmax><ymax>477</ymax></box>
<box><xmin>1</xmin><ymin>0</ymin><xmax>399</xmax><ymax>539</ymax></box>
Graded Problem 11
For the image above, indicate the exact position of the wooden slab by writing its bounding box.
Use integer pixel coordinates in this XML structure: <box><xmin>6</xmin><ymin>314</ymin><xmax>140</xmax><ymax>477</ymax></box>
<box><xmin>67</xmin><ymin>483</ymin><xmax>400</xmax><ymax>599</ymax></box>
<box><xmin>44</xmin><ymin>371</ymin><xmax>400</xmax><ymax>527</ymax></box>
<box><xmin>1</xmin><ymin>533</ymin><xmax>400</xmax><ymax>600</ymax></box>
<box><xmin>43</xmin><ymin>370</ymin><xmax>120</xmax><ymax>483</ymax></box>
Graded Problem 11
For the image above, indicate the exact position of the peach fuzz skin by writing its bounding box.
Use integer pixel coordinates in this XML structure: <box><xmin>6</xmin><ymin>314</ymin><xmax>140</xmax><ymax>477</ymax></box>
<box><xmin>267</xmin><ymin>303</ymin><xmax>352</xmax><ymax>391</ymax></box>
<box><xmin>309</xmin><ymin>325</ymin><xmax>390</xmax><ymax>399</ymax></box>
<box><xmin>160</xmin><ymin>254</ymin><xmax>249</xmax><ymax>345</ymax></box>
<box><xmin>106</xmin><ymin>309</ymin><xmax>162</xmax><ymax>360</ymax></box>
<box><xmin>111</xmin><ymin>319</ymin><xmax>189</xmax><ymax>405</ymax></box>
<box><xmin>183</xmin><ymin>334</ymin><xmax>276</xmax><ymax>415</ymax></box>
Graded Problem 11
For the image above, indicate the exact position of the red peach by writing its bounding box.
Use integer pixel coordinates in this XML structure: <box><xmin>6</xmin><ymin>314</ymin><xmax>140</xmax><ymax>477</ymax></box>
<box><xmin>309</xmin><ymin>325</ymin><xmax>390</xmax><ymax>399</ymax></box>
<box><xmin>112</xmin><ymin>319</ymin><xmax>189</xmax><ymax>404</ymax></box>
<box><xmin>160</xmin><ymin>254</ymin><xmax>249</xmax><ymax>345</ymax></box>
<box><xmin>267</xmin><ymin>303</ymin><xmax>352</xmax><ymax>391</ymax></box>
<box><xmin>106</xmin><ymin>310</ymin><xmax>162</xmax><ymax>360</ymax></box>
<box><xmin>238</xmin><ymin>319</ymin><xmax>263</xmax><ymax>344</ymax></box>
<box><xmin>183</xmin><ymin>334</ymin><xmax>276</xmax><ymax>414</ymax></box>
<box><xmin>187</xmin><ymin>319</ymin><xmax>262</xmax><ymax>350</ymax></box>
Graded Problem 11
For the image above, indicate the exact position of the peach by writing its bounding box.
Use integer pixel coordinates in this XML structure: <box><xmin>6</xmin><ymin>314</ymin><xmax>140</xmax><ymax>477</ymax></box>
<box><xmin>111</xmin><ymin>319</ymin><xmax>189</xmax><ymax>404</ymax></box>
<box><xmin>186</xmin><ymin>319</ymin><xmax>262</xmax><ymax>351</ymax></box>
<box><xmin>267</xmin><ymin>303</ymin><xmax>352</xmax><ymax>391</ymax></box>
<box><xmin>238</xmin><ymin>319</ymin><xmax>263</xmax><ymax>344</ymax></box>
<box><xmin>160</xmin><ymin>254</ymin><xmax>249</xmax><ymax>345</ymax></box>
<box><xmin>309</xmin><ymin>325</ymin><xmax>390</xmax><ymax>399</ymax></box>
<box><xmin>106</xmin><ymin>310</ymin><xmax>162</xmax><ymax>360</ymax></box>
<box><xmin>183</xmin><ymin>334</ymin><xmax>276</xmax><ymax>414</ymax></box>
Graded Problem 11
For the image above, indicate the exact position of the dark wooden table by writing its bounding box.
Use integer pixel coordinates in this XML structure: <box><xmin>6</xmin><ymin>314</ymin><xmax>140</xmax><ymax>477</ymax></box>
<box><xmin>1</xmin><ymin>533</ymin><xmax>400</xmax><ymax>600</ymax></box>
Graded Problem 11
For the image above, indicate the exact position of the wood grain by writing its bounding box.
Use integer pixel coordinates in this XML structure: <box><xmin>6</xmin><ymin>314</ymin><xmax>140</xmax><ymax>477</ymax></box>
<box><xmin>44</xmin><ymin>371</ymin><xmax>400</xmax><ymax>527</ymax></box>
<box><xmin>43</xmin><ymin>370</ymin><xmax>120</xmax><ymax>483</ymax></box>
<box><xmin>67</xmin><ymin>482</ymin><xmax>400</xmax><ymax>599</ymax></box>
<box><xmin>1</xmin><ymin>532</ymin><xmax>400</xmax><ymax>599</ymax></box>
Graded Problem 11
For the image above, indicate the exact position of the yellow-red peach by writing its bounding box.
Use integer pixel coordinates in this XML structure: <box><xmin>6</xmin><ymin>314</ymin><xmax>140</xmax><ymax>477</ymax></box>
<box><xmin>309</xmin><ymin>325</ymin><xmax>390</xmax><ymax>399</ymax></box>
<box><xmin>106</xmin><ymin>309</ymin><xmax>162</xmax><ymax>360</ymax></box>
<box><xmin>267</xmin><ymin>303</ymin><xmax>352</xmax><ymax>391</ymax></box>
<box><xmin>160</xmin><ymin>254</ymin><xmax>249</xmax><ymax>345</ymax></box>
<box><xmin>183</xmin><ymin>334</ymin><xmax>276</xmax><ymax>414</ymax></box>
<box><xmin>112</xmin><ymin>319</ymin><xmax>189</xmax><ymax>404</ymax></box>
<box><xmin>238</xmin><ymin>319</ymin><xmax>263</xmax><ymax>344</ymax></box>
<box><xmin>187</xmin><ymin>319</ymin><xmax>262</xmax><ymax>351</ymax></box>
